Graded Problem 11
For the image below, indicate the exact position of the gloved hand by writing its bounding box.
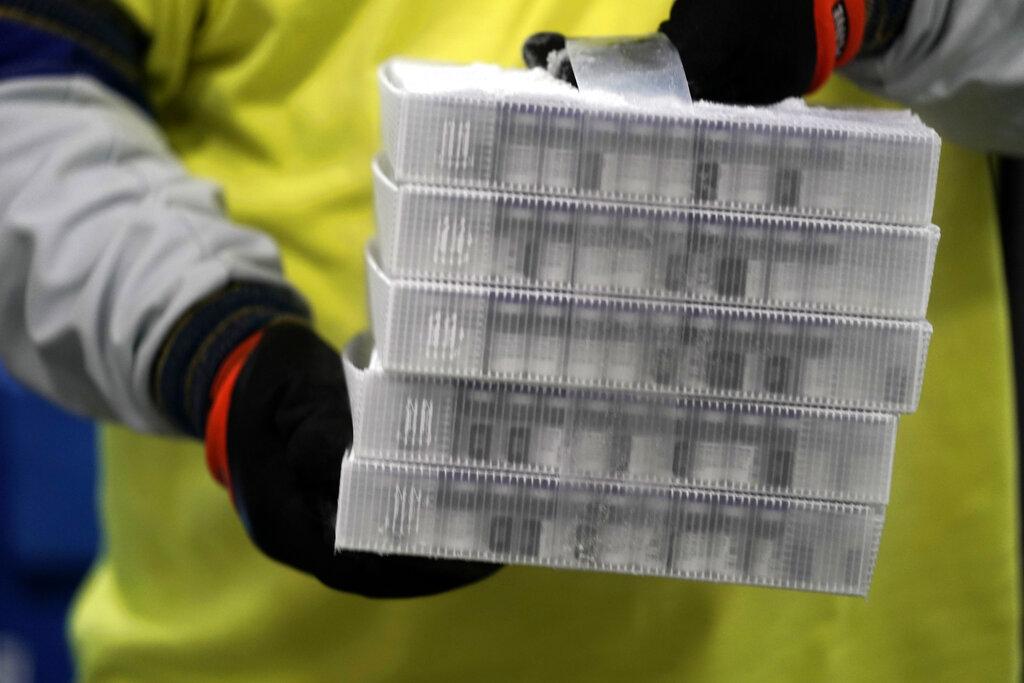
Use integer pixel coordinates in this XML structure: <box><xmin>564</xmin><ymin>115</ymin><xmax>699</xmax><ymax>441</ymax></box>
<box><xmin>203</xmin><ymin>318</ymin><xmax>501</xmax><ymax>597</ymax></box>
<box><xmin>524</xmin><ymin>1</ymin><xmax>912</xmax><ymax>104</ymax></box>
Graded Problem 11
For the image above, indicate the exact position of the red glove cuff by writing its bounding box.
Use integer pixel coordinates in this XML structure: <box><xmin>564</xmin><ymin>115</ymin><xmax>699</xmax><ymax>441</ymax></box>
<box><xmin>810</xmin><ymin>0</ymin><xmax>866</xmax><ymax>92</ymax></box>
<box><xmin>204</xmin><ymin>330</ymin><xmax>265</xmax><ymax>495</ymax></box>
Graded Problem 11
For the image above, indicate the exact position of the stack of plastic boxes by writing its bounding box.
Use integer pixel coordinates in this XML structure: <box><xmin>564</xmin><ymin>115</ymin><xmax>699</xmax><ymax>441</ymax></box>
<box><xmin>335</xmin><ymin>59</ymin><xmax>941</xmax><ymax>595</ymax></box>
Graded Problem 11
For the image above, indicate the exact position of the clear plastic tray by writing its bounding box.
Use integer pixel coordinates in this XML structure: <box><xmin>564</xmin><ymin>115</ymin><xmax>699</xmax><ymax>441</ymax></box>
<box><xmin>344</xmin><ymin>335</ymin><xmax>896</xmax><ymax>504</ymax></box>
<box><xmin>335</xmin><ymin>459</ymin><xmax>884</xmax><ymax>595</ymax></box>
<box><xmin>379</xmin><ymin>59</ymin><xmax>940</xmax><ymax>225</ymax></box>
<box><xmin>367</xmin><ymin>245</ymin><xmax>932</xmax><ymax>412</ymax></box>
<box><xmin>374</xmin><ymin>159</ymin><xmax>939</xmax><ymax>318</ymax></box>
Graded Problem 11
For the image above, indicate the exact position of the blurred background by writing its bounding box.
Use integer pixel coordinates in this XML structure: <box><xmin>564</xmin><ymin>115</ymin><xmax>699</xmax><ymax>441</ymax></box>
<box><xmin>0</xmin><ymin>363</ymin><xmax>97</xmax><ymax>683</ymax></box>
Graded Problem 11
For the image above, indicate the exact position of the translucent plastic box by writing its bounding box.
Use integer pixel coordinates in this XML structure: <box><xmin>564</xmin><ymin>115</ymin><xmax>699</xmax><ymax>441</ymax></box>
<box><xmin>335</xmin><ymin>459</ymin><xmax>885</xmax><ymax>595</ymax></box>
<box><xmin>374</xmin><ymin>159</ymin><xmax>939</xmax><ymax>318</ymax></box>
<box><xmin>367</xmin><ymin>245</ymin><xmax>932</xmax><ymax>412</ymax></box>
<box><xmin>379</xmin><ymin>59</ymin><xmax>940</xmax><ymax>225</ymax></box>
<box><xmin>344</xmin><ymin>335</ymin><xmax>896</xmax><ymax>504</ymax></box>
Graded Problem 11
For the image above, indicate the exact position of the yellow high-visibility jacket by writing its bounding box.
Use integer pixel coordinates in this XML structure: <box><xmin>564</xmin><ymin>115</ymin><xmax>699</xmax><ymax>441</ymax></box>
<box><xmin>61</xmin><ymin>1</ymin><xmax>1020</xmax><ymax>680</ymax></box>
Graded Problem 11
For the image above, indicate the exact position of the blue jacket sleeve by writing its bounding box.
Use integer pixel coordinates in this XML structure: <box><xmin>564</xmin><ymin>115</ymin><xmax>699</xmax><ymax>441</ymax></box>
<box><xmin>843</xmin><ymin>0</ymin><xmax>1024</xmax><ymax>155</ymax></box>
<box><xmin>0</xmin><ymin>1</ymin><xmax>309</xmax><ymax>435</ymax></box>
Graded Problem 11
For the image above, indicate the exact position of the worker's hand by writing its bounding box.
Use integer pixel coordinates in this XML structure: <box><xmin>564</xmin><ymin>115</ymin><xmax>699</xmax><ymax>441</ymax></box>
<box><xmin>204</xmin><ymin>318</ymin><xmax>501</xmax><ymax>597</ymax></box>
<box><xmin>524</xmin><ymin>0</ymin><xmax>876</xmax><ymax>104</ymax></box>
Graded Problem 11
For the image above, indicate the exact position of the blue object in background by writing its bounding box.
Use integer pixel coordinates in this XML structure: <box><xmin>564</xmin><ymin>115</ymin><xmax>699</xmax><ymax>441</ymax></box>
<box><xmin>0</xmin><ymin>364</ymin><xmax>98</xmax><ymax>682</ymax></box>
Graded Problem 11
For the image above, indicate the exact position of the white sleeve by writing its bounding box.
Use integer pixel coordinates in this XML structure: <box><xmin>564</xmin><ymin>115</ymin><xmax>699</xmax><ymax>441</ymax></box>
<box><xmin>0</xmin><ymin>75</ymin><xmax>306</xmax><ymax>434</ymax></box>
<box><xmin>842</xmin><ymin>0</ymin><xmax>1024</xmax><ymax>155</ymax></box>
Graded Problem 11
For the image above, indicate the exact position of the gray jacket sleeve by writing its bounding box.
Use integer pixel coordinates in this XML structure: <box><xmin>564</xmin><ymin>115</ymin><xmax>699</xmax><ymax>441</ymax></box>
<box><xmin>0</xmin><ymin>75</ymin><xmax>305</xmax><ymax>434</ymax></box>
<box><xmin>842</xmin><ymin>0</ymin><xmax>1024</xmax><ymax>155</ymax></box>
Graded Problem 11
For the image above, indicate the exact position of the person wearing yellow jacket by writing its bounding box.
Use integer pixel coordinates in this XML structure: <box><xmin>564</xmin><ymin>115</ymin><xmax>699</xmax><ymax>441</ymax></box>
<box><xmin>0</xmin><ymin>0</ymin><xmax>1020</xmax><ymax>679</ymax></box>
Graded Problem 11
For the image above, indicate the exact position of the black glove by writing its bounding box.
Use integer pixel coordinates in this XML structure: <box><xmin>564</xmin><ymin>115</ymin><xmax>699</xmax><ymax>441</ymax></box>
<box><xmin>524</xmin><ymin>0</ymin><xmax>913</xmax><ymax>105</ymax></box>
<box><xmin>205</xmin><ymin>318</ymin><xmax>501</xmax><ymax>597</ymax></box>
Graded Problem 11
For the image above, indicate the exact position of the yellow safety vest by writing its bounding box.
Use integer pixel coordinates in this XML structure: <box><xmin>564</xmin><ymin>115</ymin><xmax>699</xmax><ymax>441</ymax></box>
<box><xmin>74</xmin><ymin>1</ymin><xmax>1020</xmax><ymax>680</ymax></box>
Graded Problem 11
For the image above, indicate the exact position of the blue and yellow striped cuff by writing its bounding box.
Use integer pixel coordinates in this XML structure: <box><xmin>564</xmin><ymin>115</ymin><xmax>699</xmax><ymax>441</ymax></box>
<box><xmin>151</xmin><ymin>284</ymin><xmax>311</xmax><ymax>437</ymax></box>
